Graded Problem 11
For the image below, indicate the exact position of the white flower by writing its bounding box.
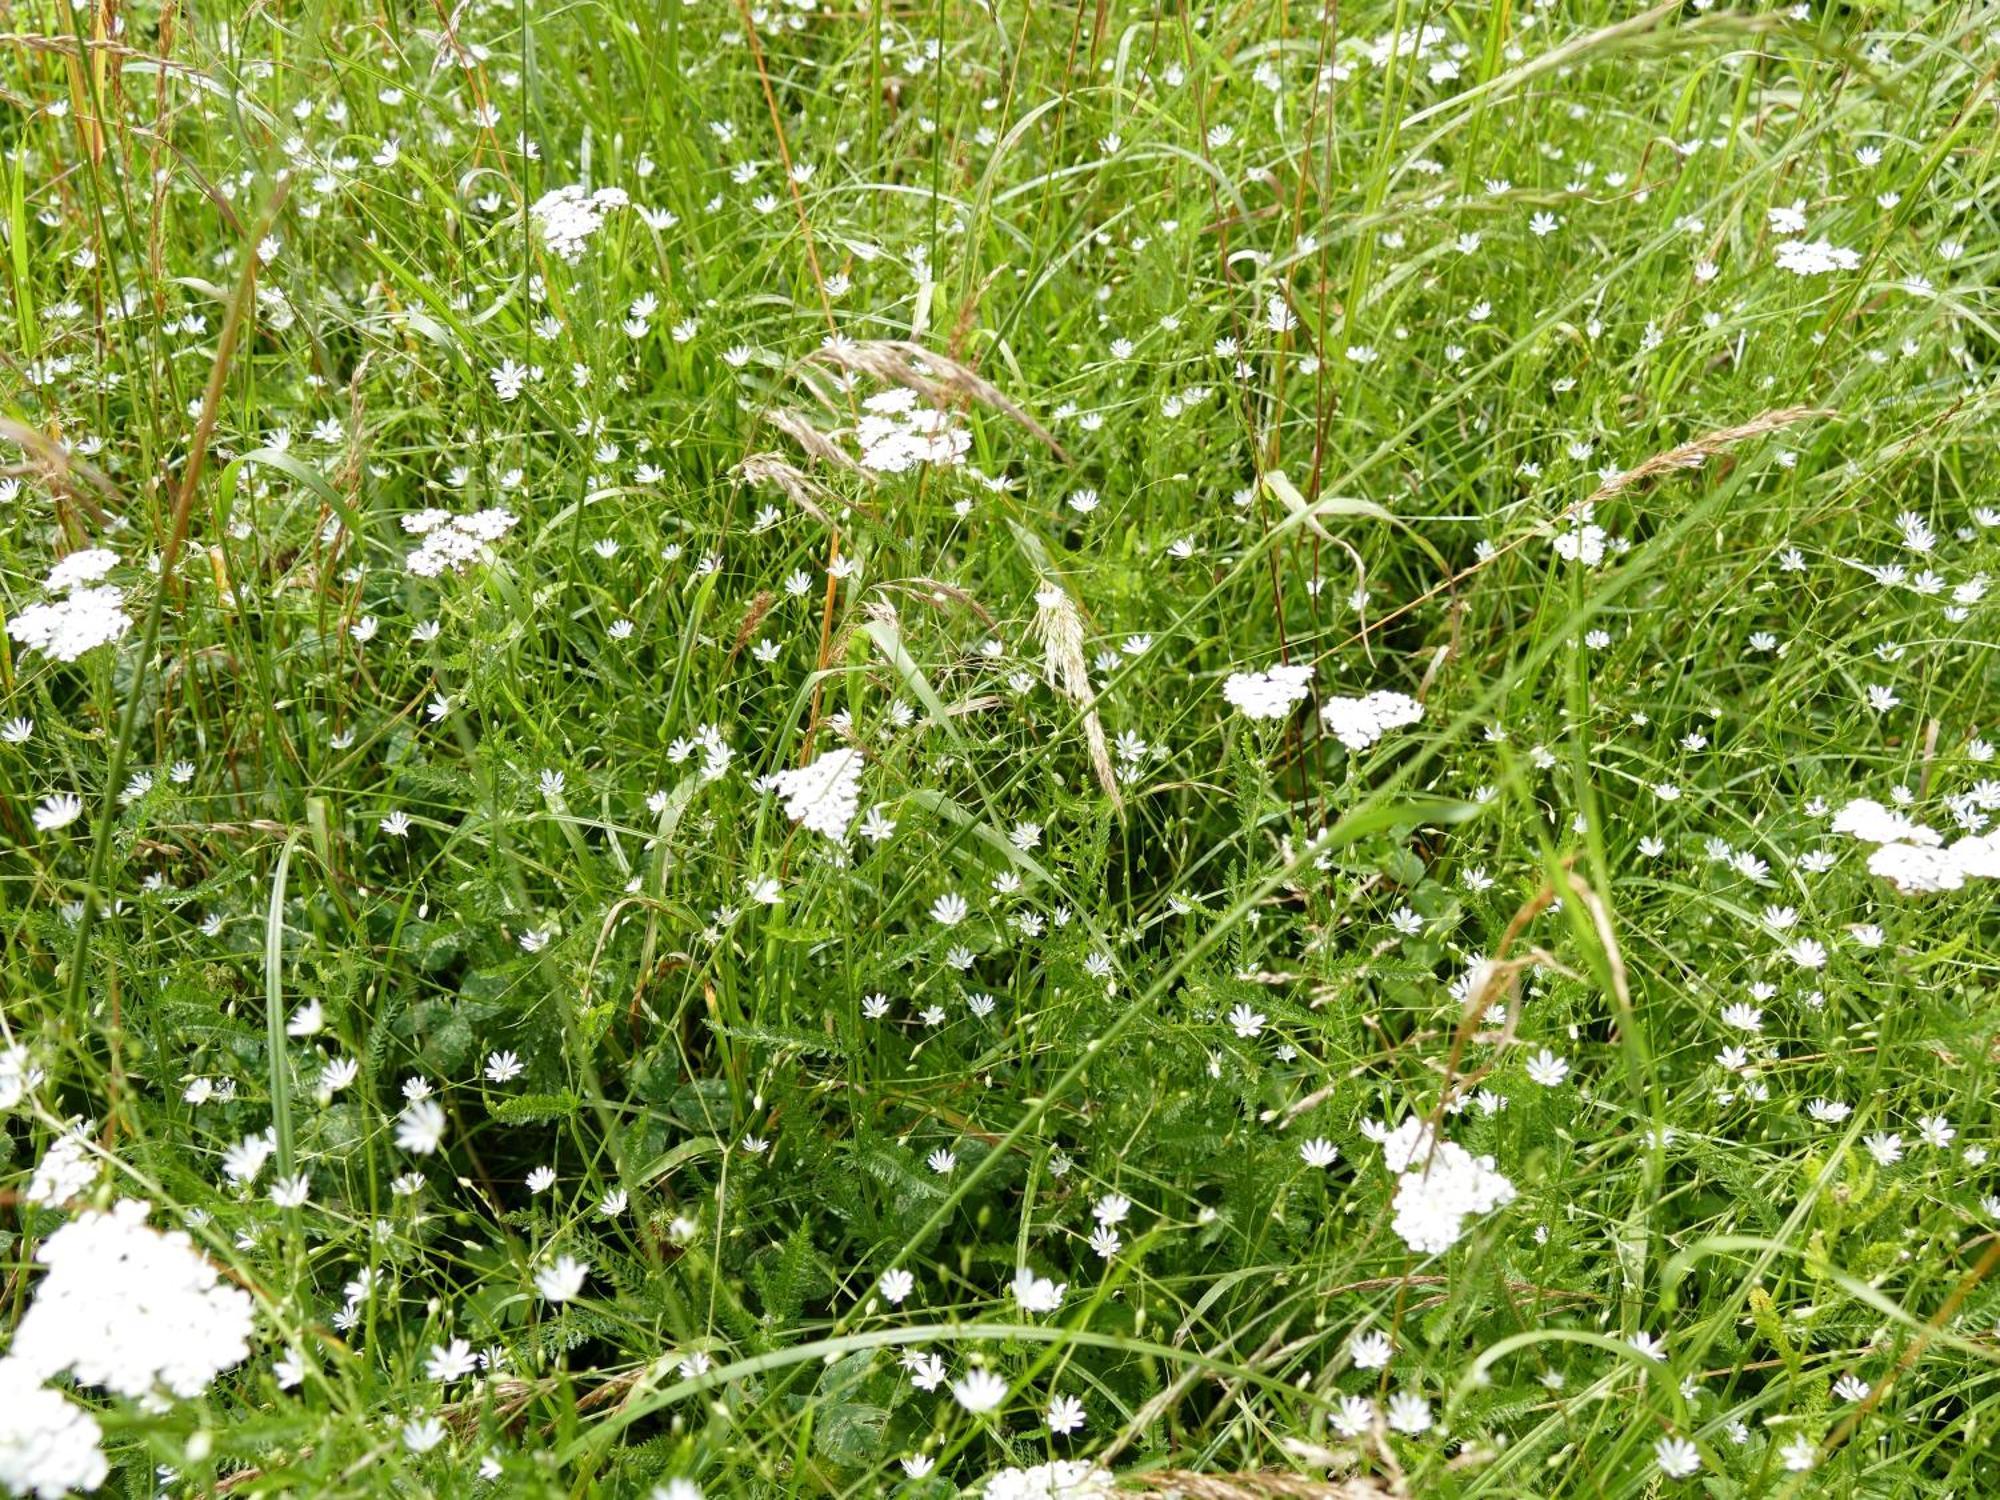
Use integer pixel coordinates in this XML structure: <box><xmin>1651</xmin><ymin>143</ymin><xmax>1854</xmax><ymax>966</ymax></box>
<box><xmin>1299</xmin><ymin>1137</ymin><xmax>1339</xmax><ymax>1168</ymax></box>
<box><xmin>1552</xmin><ymin>516</ymin><xmax>1610</xmax><ymax>566</ymax></box>
<box><xmin>1774</xmin><ymin>238</ymin><xmax>1859</xmax><ymax>275</ymax></box>
<box><xmin>1349</xmin><ymin>1330</ymin><xmax>1393</xmax><ymax>1369</ymax></box>
<box><xmin>42</xmin><ymin>549</ymin><xmax>118</xmax><ymax>594</ymax></box>
<box><xmin>403</xmin><ymin>507</ymin><xmax>519</xmax><ymax>577</ymax></box>
<box><xmin>534</xmin><ymin>1255</ymin><xmax>589</xmax><ymax>1302</ymax></box>
<box><xmin>1831</xmin><ymin>798</ymin><xmax>1939</xmax><ymax>846</ymax></box>
<box><xmin>273</xmin><ymin>1347</ymin><xmax>308</xmax><ymax>1390</ymax></box>
<box><xmin>484</xmin><ymin>1050</ymin><xmax>524</xmax><ymax>1083</ymax></box>
<box><xmin>1654</xmin><ymin>1435</ymin><xmax>1701</xmax><ymax>1478</ymax></box>
<box><xmin>26</xmin><ymin>1131</ymin><xmax>97</xmax><ymax>1207</ymax></box>
<box><xmin>1045</xmin><ymin>1393</ymin><xmax>1087</xmax><ymax>1434</ymax></box>
<box><xmin>425</xmin><ymin>1338</ymin><xmax>478</xmax><ymax>1383</ymax></box>
<box><xmin>1330</xmin><ymin>1395</ymin><xmax>1377</xmax><ymax>1438</ymax></box>
<box><xmin>396</xmin><ymin>1098</ymin><xmax>447</xmax><ymax>1155</ymax></box>
<box><xmin>31</xmin><ymin>794</ymin><xmax>83</xmax><ymax>832</ymax></box>
<box><xmin>1867</xmin><ymin>842</ymin><xmax>1964</xmax><ymax>893</ymax></box>
<box><xmin>1385</xmin><ymin>1391</ymin><xmax>1433</xmax><ymax>1434</ymax></box>
<box><xmin>951</xmin><ymin>1367</ymin><xmax>1009</xmax><ymax>1413</ymax></box>
<box><xmin>1392</xmin><ymin>1136</ymin><xmax>1512</xmax><ymax>1264</ymax></box>
<box><xmin>222</xmin><ymin>1130</ymin><xmax>277</xmax><ymax>1186</ymax></box>
<box><xmin>8</xmin><ymin>585</ymin><xmax>133</xmax><ymax>662</ymax></box>
<box><xmin>878</xmin><ymin>1268</ymin><xmax>914</xmax><ymax>1304</ymax></box>
<box><xmin>530</xmin><ymin>183</ymin><xmax>626</xmax><ymax>261</ymax></box>
<box><xmin>0</xmin><ymin>1046</ymin><xmax>44</xmax><ymax>1111</ymax></box>
<box><xmin>403</xmin><ymin>1415</ymin><xmax>448</xmax><ymax>1454</ymax></box>
<box><xmin>1526</xmin><ymin>1049</ymin><xmax>1570</xmax><ymax>1086</ymax></box>
<box><xmin>1011</xmin><ymin>1268</ymin><xmax>1067</xmax><ymax>1314</ymax></box>
<box><xmin>318</xmin><ymin>1056</ymin><xmax>358</xmax><ymax>1094</ymax></box>
<box><xmin>1228</xmin><ymin>1003</ymin><xmax>1266</xmax><ymax>1038</ymax></box>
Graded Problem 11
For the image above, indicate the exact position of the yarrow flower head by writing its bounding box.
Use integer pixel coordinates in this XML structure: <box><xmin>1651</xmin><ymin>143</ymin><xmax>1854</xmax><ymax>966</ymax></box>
<box><xmin>8</xmin><ymin>584</ymin><xmax>132</xmax><ymax>663</ymax></box>
<box><xmin>767</xmin><ymin>748</ymin><xmax>864</xmax><ymax>840</ymax></box>
<box><xmin>403</xmin><ymin>507</ymin><xmax>520</xmax><ymax>578</ymax></box>
<box><xmin>854</xmin><ymin>388</ymin><xmax>972</xmax><ymax>472</ymax></box>
<box><xmin>1374</xmin><ymin>1117</ymin><xmax>1515</xmax><ymax>1254</ymax></box>
<box><xmin>531</xmin><ymin>183</ymin><xmax>629</xmax><ymax>262</ymax></box>
<box><xmin>1320</xmin><ymin>690</ymin><xmax>1424</xmax><ymax>752</ymax></box>
<box><xmin>25</xmin><ymin>1129</ymin><xmax>97</xmax><ymax>1208</ymax></box>
<box><xmin>9</xmin><ymin>1199</ymin><xmax>256</xmax><ymax>1401</ymax></box>
<box><xmin>1774</xmin><ymin>238</ymin><xmax>1860</xmax><ymax>275</ymax></box>
<box><xmin>0</xmin><ymin>1359</ymin><xmax>108</xmax><ymax>1499</ymax></box>
<box><xmin>1831</xmin><ymin>797</ymin><xmax>2000</xmax><ymax>892</ymax></box>
<box><xmin>982</xmin><ymin>1460</ymin><xmax>1118</xmax><ymax>1499</ymax></box>
<box><xmin>1222</xmin><ymin>664</ymin><xmax>1312</xmax><ymax>721</ymax></box>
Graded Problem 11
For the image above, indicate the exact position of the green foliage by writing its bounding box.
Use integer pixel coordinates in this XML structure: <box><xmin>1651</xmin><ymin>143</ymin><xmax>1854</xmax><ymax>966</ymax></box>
<box><xmin>2</xmin><ymin>0</ymin><xmax>1998</xmax><ymax>1495</ymax></box>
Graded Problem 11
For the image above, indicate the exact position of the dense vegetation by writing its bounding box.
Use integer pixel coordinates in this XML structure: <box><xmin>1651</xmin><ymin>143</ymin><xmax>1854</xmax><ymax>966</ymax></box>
<box><xmin>3</xmin><ymin>0</ymin><xmax>1999</xmax><ymax>1495</ymax></box>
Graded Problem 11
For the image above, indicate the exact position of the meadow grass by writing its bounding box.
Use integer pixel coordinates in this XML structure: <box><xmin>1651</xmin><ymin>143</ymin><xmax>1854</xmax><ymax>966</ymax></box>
<box><xmin>3</xmin><ymin>0</ymin><xmax>2000</xmax><ymax>1494</ymax></box>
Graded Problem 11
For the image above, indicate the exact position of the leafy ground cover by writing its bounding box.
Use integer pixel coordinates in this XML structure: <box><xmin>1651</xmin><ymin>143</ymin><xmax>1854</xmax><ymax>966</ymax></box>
<box><xmin>3</xmin><ymin>0</ymin><xmax>2000</xmax><ymax>1495</ymax></box>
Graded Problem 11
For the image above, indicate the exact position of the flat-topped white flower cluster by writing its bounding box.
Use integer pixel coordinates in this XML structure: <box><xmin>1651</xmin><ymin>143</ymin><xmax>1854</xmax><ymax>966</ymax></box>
<box><xmin>1222</xmin><ymin>663</ymin><xmax>1313</xmax><ymax>720</ymax></box>
<box><xmin>402</xmin><ymin>506</ymin><xmax>520</xmax><ymax>577</ymax></box>
<box><xmin>1321</xmin><ymin>689</ymin><xmax>1425</xmax><ymax>752</ymax></box>
<box><xmin>767</xmin><ymin>747</ymin><xmax>864</xmax><ymax>840</ymax></box>
<box><xmin>6</xmin><ymin>548</ymin><xmax>131</xmax><ymax>663</ymax></box>
<box><xmin>10</xmin><ymin>1199</ymin><xmax>256</xmax><ymax>1402</ymax></box>
<box><xmin>855</xmin><ymin>389</ymin><xmax>971</xmax><ymax>473</ymax></box>
<box><xmin>1833</xmin><ymin>797</ymin><xmax>2000</xmax><ymax>893</ymax></box>
<box><xmin>1369</xmin><ymin>1115</ymin><xmax>1516</xmax><ymax>1254</ymax></box>
<box><xmin>530</xmin><ymin>183</ymin><xmax>628</xmax><ymax>262</ymax></box>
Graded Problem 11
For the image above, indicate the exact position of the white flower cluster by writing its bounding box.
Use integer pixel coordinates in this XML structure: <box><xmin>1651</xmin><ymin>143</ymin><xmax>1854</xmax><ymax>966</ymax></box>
<box><xmin>10</xmin><ymin>1199</ymin><xmax>257</xmax><ymax>1402</ymax></box>
<box><xmin>1832</xmin><ymin>797</ymin><xmax>2000</xmax><ymax>893</ymax></box>
<box><xmin>402</xmin><ymin>506</ymin><xmax>519</xmax><ymax>577</ymax></box>
<box><xmin>7</xmin><ymin>549</ymin><xmax>132</xmax><ymax>663</ymax></box>
<box><xmin>855</xmin><ymin>389</ymin><xmax>971</xmax><ymax>472</ymax></box>
<box><xmin>1774</xmin><ymin>238</ymin><xmax>1860</xmax><ymax>276</ymax></box>
<box><xmin>0</xmin><ymin>1045</ymin><xmax>45</xmax><ymax>1110</ymax></box>
<box><xmin>0</xmin><ymin>1361</ymin><xmax>107</xmax><ymax>1499</ymax></box>
<box><xmin>1320</xmin><ymin>689</ymin><xmax>1424</xmax><ymax>751</ymax></box>
<box><xmin>1222</xmin><ymin>664</ymin><xmax>1312</xmax><ymax>721</ymax></box>
<box><xmin>983</xmin><ymin>1460</ymin><xmax>1118</xmax><ymax>1500</ymax></box>
<box><xmin>767</xmin><ymin>748</ymin><xmax>863</xmax><ymax>840</ymax></box>
<box><xmin>1552</xmin><ymin>520</ymin><xmax>1609</xmax><ymax>565</ymax></box>
<box><xmin>530</xmin><ymin>183</ymin><xmax>628</xmax><ymax>263</ymax></box>
<box><xmin>25</xmin><ymin>1128</ymin><xmax>97</xmax><ymax>1207</ymax></box>
<box><xmin>1342</xmin><ymin>23</ymin><xmax>1449</xmax><ymax>68</ymax></box>
<box><xmin>1371</xmin><ymin>1116</ymin><xmax>1515</xmax><ymax>1254</ymax></box>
